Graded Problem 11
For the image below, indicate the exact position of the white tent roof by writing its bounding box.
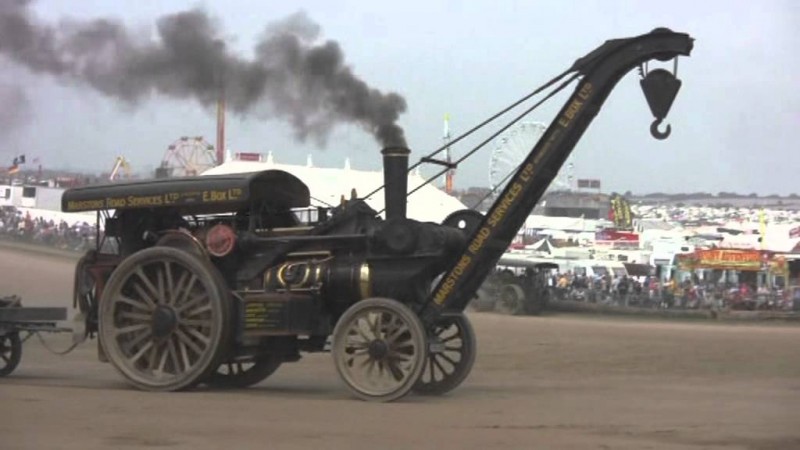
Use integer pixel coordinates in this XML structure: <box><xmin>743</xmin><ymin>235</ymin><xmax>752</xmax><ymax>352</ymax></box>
<box><xmin>202</xmin><ymin>159</ymin><xmax>467</xmax><ymax>224</ymax></box>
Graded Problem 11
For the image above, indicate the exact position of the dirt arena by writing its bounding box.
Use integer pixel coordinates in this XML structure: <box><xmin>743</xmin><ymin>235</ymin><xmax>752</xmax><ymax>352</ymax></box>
<box><xmin>1</xmin><ymin>246</ymin><xmax>799</xmax><ymax>450</ymax></box>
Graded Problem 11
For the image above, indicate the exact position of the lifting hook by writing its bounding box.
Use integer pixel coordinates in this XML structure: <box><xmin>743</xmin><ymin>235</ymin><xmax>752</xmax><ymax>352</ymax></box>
<box><xmin>650</xmin><ymin>118</ymin><xmax>671</xmax><ymax>140</ymax></box>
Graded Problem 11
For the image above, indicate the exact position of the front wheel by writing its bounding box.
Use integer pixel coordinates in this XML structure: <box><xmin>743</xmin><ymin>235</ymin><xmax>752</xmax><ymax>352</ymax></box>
<box><xmin>332</xmin><ymin>298</ymin><xmax>427</xmax><ymax>402</ymax></box>
<box><xmin>414</xmin><ymin>313</ymin><xmax>476</xmax><ymax>396</ymax></box>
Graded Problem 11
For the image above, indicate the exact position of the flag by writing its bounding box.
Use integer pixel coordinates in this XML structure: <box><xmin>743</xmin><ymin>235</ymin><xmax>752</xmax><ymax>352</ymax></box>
<box><xmin>7</xmin><ymin>154</ymin><xmax>25</xmax><ymax>174</ymax></box>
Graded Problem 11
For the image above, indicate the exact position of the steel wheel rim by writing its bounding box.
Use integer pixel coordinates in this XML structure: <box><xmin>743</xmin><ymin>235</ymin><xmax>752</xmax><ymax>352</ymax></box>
<box><xmin>1</xmin><ymin>335</ymin><xmax>15</xmax><ymax>367</ymax></box>
<box><xmin>0</xmin><ymin>333</ymin><xmax>21</xmax><ymax>376</ymax></box>
<box><xmin>103</xmin><ymin>258</ymin><xmax>220</xmax><ymax>387</ymax></box>
<box><xmin>418</xmin><ymin>319</ymin><xmax>465</xmax><ymax>385</ymax></box>
<box><xmin>499</xmin><ymin>285</ymin><xmax>523</xmax><ymax>314</ymax></box>
<box><xmin>337</xmin><ymin>307</ymin><xmax>422</xmax><ymax>398</ymax></box>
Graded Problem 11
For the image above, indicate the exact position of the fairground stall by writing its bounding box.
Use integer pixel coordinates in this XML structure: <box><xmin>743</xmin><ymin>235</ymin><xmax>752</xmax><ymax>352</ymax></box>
<box><xmin>675</xmin><ymin>249</ymin><xmax>790</xmax><ymax>310</ymax></box>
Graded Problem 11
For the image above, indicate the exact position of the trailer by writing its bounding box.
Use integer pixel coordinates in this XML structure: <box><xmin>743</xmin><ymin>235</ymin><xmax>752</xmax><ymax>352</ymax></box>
<box><xmin>1</xmin><ymin>29</ymin><xmax>693</xmax><ymax>402</ymax></box>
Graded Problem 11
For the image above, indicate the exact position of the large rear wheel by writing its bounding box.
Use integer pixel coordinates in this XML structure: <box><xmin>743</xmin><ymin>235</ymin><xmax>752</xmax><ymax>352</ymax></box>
<box><xmin>414</xmin><ymin>312</ymin><xmax>476</xmax><ymax>396</ymax></box>
<box><xmin>99</xmin><ymin>247</ymin><xmax>232</xmax><ymax>392</ymax></box>
<box><xmin>496</xmin><ymin>283</ymin><xmax>526</xmax><ymax>315</ymax></box>
<box><xmin>332</xmin><ymin>298</ymin><xmax>427</xmax><ymax>402</ymax></box>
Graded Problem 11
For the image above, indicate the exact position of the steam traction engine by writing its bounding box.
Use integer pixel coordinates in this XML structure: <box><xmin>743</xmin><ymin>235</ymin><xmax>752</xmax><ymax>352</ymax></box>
<box><xmin>52</xmin><ymin>29</ymin><xmax>693</xmax><ymax>402</ymax></box>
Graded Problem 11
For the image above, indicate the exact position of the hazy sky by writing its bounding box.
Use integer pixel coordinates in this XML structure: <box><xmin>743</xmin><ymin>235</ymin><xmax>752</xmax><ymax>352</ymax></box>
<box><xmin>1</xmin><ymin>0</ymin><xmax>798</xmax><ymax>195</ymax></box>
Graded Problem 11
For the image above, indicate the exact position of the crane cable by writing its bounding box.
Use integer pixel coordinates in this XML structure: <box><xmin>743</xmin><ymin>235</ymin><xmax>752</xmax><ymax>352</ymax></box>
<box><xmin>362</xmin><ymin>66</ymin><xmax>579</xmax><ymax>202</ymax></box>
<box><xmin>373</xmin><ymin>71</ymin><xmax>581</xmax><ymax>215</ymax></box>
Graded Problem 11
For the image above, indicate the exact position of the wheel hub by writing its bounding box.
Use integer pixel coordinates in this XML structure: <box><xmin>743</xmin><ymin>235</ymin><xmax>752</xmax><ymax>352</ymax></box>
<box><xmin>367</xmin><ymin>339</ymin><xmax>389</xmax><ymax>359</ymax></box>
<box><xmin>151</xmin><ymin>305</ymin><xmax>178</xmax><ymax>339</ymax></box>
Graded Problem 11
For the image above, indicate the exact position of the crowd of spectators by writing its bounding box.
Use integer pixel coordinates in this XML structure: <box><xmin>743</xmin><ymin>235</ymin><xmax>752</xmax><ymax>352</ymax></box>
<box><xmin>0</xmin><ymin>206</ymin><xmax>97</xmax><ymax>252</ymax></box>
<box><xmin>549</xmin><ymin>271</ymin><xmax>795</xmax><ymax>311</ymax></box>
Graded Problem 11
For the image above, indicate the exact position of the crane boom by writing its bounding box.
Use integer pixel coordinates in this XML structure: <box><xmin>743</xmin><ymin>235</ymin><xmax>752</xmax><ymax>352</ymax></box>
<box><xmin>423</xmin><ymin>29</ymin><xmax>694</xmax><ymax>317</ymax></box>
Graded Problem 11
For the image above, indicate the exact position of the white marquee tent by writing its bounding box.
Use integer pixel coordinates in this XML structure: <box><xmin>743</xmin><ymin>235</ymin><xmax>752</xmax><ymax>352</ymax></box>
<box><xmin>202</xmin><ymin>157</ymin><xmax>467</xmax><ymax>224</ymax></box>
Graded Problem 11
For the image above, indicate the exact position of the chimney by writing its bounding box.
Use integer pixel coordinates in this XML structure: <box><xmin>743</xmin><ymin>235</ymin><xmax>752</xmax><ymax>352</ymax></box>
<box><xmin>216</xmin><ymin>94</ymin><xmax>225</xmax><ymax>166</ymax></box>
<box><xmin>381</xmin><ymin>146</ymin><xmax>411</xmax><ymax>220</ymax></box>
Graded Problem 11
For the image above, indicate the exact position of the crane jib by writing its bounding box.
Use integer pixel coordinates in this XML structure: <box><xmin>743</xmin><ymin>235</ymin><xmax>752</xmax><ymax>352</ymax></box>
<box><xmin>431</xmin><ymin>82</ymin><xmax>595</xmax><ymax>308</ymax></box>
<box><xmin>423</xmin><ymin>29</ymin><xmax>694</xmax><ymax>319</ymax></box>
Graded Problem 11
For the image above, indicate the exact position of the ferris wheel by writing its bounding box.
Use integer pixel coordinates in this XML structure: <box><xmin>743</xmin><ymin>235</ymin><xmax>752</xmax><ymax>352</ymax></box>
<box><xmin>160</xmin><ymin>136</ymin><xmax>218</xmax><ymax>177</ymax></box>
<box><xmin>488</xmin><ymin>121</ymin><xmax>574</xmax><ymax>193</ymax></box>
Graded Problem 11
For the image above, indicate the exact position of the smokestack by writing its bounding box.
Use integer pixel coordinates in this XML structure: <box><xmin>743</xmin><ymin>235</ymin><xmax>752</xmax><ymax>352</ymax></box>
<box><xmin>216</xmin><ymin>93</ymin><xmax>225</xmax><ymax>165</ymax></box>
<box><xmin>381</xmin><ymin>146</ymin><xmax>410</xmax><ymax>220</ymax></box>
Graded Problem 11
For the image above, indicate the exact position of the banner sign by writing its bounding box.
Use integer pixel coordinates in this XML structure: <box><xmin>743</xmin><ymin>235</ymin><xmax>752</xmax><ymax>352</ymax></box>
<box><xmin>679</xmin><ymin>249</ymin><xmax>764</xmax><ymax>271</ymax></box>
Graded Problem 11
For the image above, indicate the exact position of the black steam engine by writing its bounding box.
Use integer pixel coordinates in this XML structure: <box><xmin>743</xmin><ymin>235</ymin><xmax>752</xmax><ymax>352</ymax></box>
<box><xmin>2</xmin><ymin>29</ymin><xmax>693</xmax><ymax>402</ymax></box>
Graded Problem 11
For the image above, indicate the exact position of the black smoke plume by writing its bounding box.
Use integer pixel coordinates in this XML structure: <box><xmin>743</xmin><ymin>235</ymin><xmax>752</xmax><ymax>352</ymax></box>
<box><xmin>0</xmin><ymin>0</ymin><xmax>407</xmax><ymax>147</ymax></box>
<box><xmin>0</xmin><ymin>83</ymin><xmax>30</xmax><ymax>133</ymax></box>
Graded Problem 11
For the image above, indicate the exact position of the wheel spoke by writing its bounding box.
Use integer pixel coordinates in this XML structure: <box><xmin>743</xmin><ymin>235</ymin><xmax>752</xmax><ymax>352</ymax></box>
<box><xmin>114</xmin><ymin>323</ymin><xmax>150</xmax><ymax>336</ymax></box>
<box><xmin>1</xmin><ymin>354</ymin><xmax>9</xmax><ymax>365</ymax></box>
<box><xmin>123</xmin><ymin>330</ymin><xmax>153</xmax><ymax>352</ymax></box>
<box><xmin>176</xmin><ymin>292</ymin><xmax>207</xmax><ymax>314</ymax></box>
<box><xmin>156</xmin><ymin>265</ymin><xmax>166</xmax><ymax>305</ymax></box>
<box><xmin>131</xmin><ymin>283</ymin><xmax>157</xmax><ymax>310</ymax></box>
<box><xmin>441</xmin><ymin>333</ymin><xmax>461</xmax><ymax>343</ymax></box>
<box><xmin>174</xmin><ymin>275</ymin><xmax>199</xmax><ymax>308</ymax></box>
<box><xmin>183</xmin><ymin>304</ymin><xmax>212</xmax><ymax>318</ymax></box>
<box><xmin>432</xmin><ymin>355</ymin><xmax>449</xmax><ymax>375</ymax></box>
<box><xmin>177</xmin><ymin>338</ymin><xmax>192</xmax><ymax>371</ymax></box>
<box><xmin>368</xmin><ymin>313</ymin><xmax>381</xmax><ymax>339</ymax></box>
<box><xmin>385</xmin><ymin>321</ymin><xmax>408</xmax><ymax>343</ymax></box>
<box><xmin>167</xmin><ymin>338</ymin><xmax>180</xmax><ymax>374</ymax></box>
<box><xmin>128</xmin><ymin>340</ymin><xmax>154</xmax><ymax>364</ymax></box>
<box><xmin>168</xmin><ymin>271</ymin><xmax>189</xmax><ymax>306</ymax></box>
<box><xmin>156</xmin><ymin>342</ymin><xmax>170</xmax><ymax>375</ymax></box>
<box><xmin>350</xmin><ymin>324</ymin><xmax>372</xmax><ymax>345</ymax></box>
<box><xmin>182</xmin><ymin>326</ymin><xmax>211</xmax><ymax>347</ymax></box>
<box><xmin>119</xmin><ymin>311</ymin><xmax>151</xmax><ymax>322</ymax></box>
<box><xmin>163</xmin><ymin>261</ymin><xmax>175</xmax><ymax>305</ymax></box>
<box><xmin>181</xmin><ymin>318</ymin><xmax>213</xmax><ymax>328</ymax></box>
<box><xmin>116</xmin><ymin>295</ymin><xmax>152</xmax><ymax>312</ymax></box>
<box><xmin>387</xmin><ymin>360</ymin><xmax>404</xmax><ymax>381</ymax></box>
<box><xmin>439</xmin><ymin>352</ymin><xmax>459</xmax><ymax>367</ymax></box>
<box><xmin>147</xmin><ymin>342</ymin><xmax>161</xmax><ymax>370</ymax></box>
<box><xmin>134</xmin><ymin>267</ymin><xmax>161</xmax><ymax>304</ymax></box>
<box><xmin>175</xmin><ymin>329</ymin><xmax>204</xmax><ymax>356</ymax></box>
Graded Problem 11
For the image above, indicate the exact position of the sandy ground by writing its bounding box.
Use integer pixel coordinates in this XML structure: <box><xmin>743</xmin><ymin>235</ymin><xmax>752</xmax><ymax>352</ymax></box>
<box><xmin>1</xmin><ymin>247</ymin><xmax>799</xmax><ymax>450</ymax></box>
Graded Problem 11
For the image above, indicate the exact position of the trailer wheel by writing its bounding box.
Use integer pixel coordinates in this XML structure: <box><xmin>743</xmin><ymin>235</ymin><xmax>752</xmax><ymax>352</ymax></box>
<box><xmin>0</xmin><ymin>332</ymin><xmax>22</xmax><ymax>377</ymax></box>
<box><xmin>205</xmin><ymin>357</ymin><xmax>282</xmax><ymax>388</ymax></box>
<box><xmin>414</xmin><ymin>312</ymin><xmax>476</xmax><ymax>396</ymax></box>
<box><xmin>525</xmin><ymin>288</ymin><xmax>549</xmax><ymax>316</ymax></box>
<box><xmin>332</xmin><ymin>298</ymin><xmax>427</xmax><ymax>402</ymax></box>
<box><xmin>496</xmin><ymin>283</ymin><xmax>526</xmax><ymax>315</ymax></box>
<box><xmin>99</xmin><ymin>247</ymin><xmax>232</xmax><ymax>392</ymax></box>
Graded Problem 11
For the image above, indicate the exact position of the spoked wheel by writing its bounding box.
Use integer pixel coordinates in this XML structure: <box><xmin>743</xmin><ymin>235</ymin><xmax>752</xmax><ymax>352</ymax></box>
<box><xmin>525</xmin><ymin>288</ymin><xmax>549</xmax><ymax>315</ymax></box>
<box><xmin>205</xmin><ymin>357</ymin><xmax>282</xmax><ymax>388</ymax></box>
<box><xmin>414</xmin><ymin>313</ymin><xmax>476</xmax><ymax>395</ymax></box>
<box><xmin>332</xmin><ymin>298</ymin><xmax>427</xmax><ymax>402</ymax></box>
<box><xmin>99</xmin><ymin>247</ymin><xmax>231</xmax><ymax>392</ymax></box>
<box><xmin>496</xmin><ymin>283</ymin><xmax>526</xmax><ymax>315</ymax></box>
<box><xmin>0</xmin><ymin>332</ymin><xmax>22</xmax><ymax>377</ymax></box>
